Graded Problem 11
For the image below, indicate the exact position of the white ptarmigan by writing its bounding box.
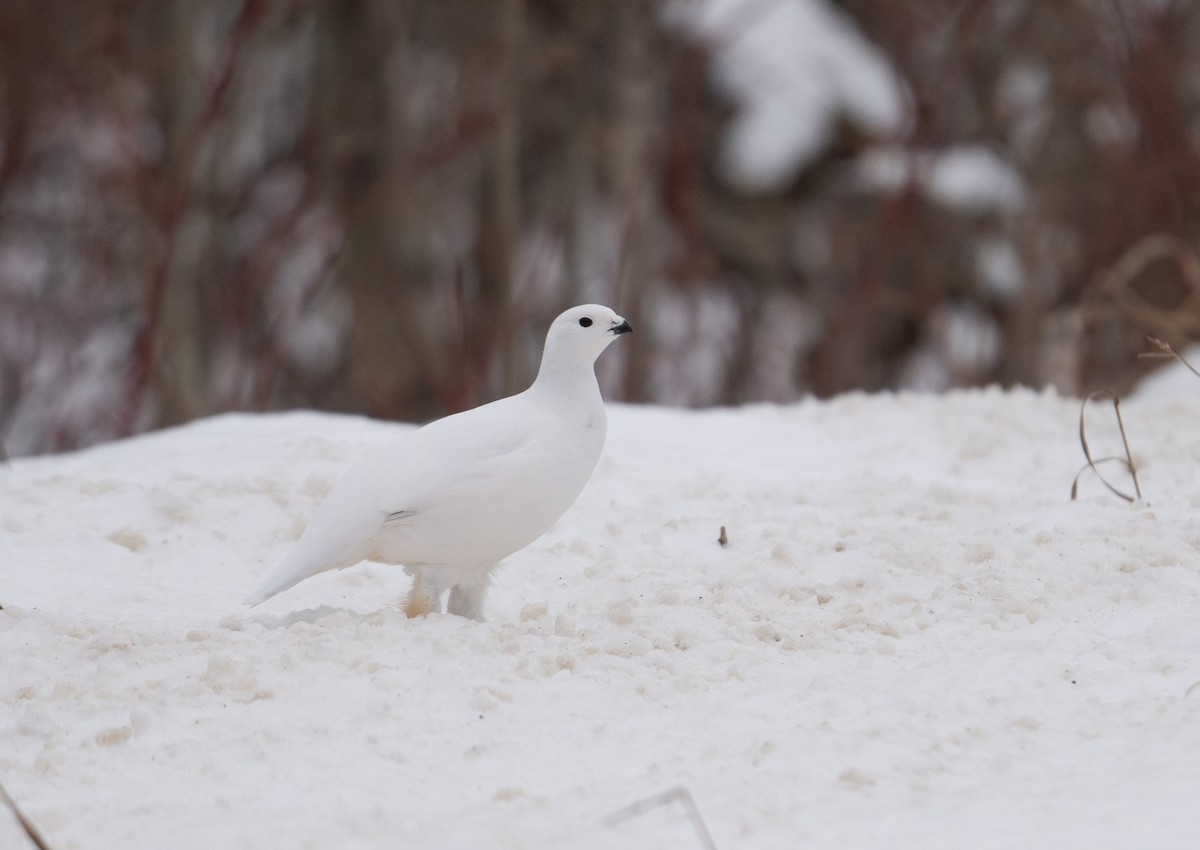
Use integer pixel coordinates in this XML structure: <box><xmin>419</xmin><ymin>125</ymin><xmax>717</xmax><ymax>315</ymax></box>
<box><xmin>244</xmin><ymin>305</ymin><xmax>632</xmax><ymax>620</ymax></box>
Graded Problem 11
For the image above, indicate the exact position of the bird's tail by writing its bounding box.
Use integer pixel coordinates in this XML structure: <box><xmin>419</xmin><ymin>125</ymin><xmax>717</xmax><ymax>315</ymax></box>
<box><xmin>243</xmin><ymin>563</ymin><xmax>309</xmax><ymax>607</ymax></box>
<box><xmin>243</xmin><ymin>512</ymin><xmax>375</xmax><ymax>606</ymax></box>
<box><xmin>243</xmin><ymin>475</ymin><xmax>383</xmax><ymax>606</ymax></box>
<box><xmin>243</xmin><ymin>535</ymin><xmax>344</xmax><ymax>606</ymax></box>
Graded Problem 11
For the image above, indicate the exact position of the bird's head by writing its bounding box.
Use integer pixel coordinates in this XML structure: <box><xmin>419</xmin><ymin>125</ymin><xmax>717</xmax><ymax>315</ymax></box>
<box><xmin>544</xmin><ymin>304</ymin><xmax>633</xmax><ymax>363</ymax></box>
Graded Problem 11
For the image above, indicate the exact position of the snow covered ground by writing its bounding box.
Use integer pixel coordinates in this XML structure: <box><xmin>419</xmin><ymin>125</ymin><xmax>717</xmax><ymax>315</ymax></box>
<box><xmin>3</xmin><ymin>385</ymin><xmax>1200</xmax><ymax>849</ymax></box>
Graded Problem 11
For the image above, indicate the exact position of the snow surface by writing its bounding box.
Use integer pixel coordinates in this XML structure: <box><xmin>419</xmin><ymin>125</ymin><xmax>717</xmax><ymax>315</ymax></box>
<box><xmin>4</xmin><ymin>387</ymin><xmax>1200</xmax><ymax>849</ymax></box>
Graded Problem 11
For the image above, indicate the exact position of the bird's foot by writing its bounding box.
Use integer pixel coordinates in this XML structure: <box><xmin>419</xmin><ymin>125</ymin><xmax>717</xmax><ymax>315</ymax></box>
<box><xmin>447</xmin><ymin>585</ymin><xmax>487</xmax><ymax>621</ymax></box>
<box><xmin>404</xmin><ymin>571</ymin><xmax>444</xmax><ymax>617</ymax></box>
<box><xmin>403</xmin><ymin>593</ymin><xmax>433</xmax><ymax>618</ymax></box>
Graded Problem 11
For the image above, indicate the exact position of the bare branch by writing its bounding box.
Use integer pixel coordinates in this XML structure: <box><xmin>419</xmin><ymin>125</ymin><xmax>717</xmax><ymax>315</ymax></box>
<box><xmin>119</xmin><ymin>0</ymin><xmax>270</xmax><ymax>436</ymax></box>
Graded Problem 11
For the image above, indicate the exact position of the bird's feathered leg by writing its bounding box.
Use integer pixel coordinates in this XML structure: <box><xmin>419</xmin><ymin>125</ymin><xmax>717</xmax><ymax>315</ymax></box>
<box><xmin>404</xmin><ymin>567</ymin><xmax>449</xmax><ymax>617</ymax></box>
<box><xmin>447</xmin><ymin>569</ymin><xmax>493</xmax><ymax>621</ymax></box>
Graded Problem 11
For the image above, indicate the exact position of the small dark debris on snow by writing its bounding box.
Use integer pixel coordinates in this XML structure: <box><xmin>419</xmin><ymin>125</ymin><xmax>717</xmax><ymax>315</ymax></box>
<box><xmin>718</xmin><ymin>526</ymin><xmax>728</xmax><ymax>547</ymax></box>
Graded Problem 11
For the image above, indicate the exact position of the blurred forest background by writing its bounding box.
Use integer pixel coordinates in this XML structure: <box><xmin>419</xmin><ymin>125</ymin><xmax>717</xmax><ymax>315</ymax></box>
<box><xmin>2</xmin><ymin>0</ymin><xmax>1200</xmax><ymax>455</ymax></box>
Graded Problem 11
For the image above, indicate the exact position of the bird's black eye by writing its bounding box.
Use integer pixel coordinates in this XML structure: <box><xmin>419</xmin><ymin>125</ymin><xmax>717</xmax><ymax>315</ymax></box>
<box><xmin>578</xmin><ymin>317</ymin><xmax>593</xmax><ymax>327</ymax></box>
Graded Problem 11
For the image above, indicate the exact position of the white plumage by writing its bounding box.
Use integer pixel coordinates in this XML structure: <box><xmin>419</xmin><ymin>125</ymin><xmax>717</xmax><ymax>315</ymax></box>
<box><xmin>244</xmin><ymin>304</ymin><xmax>632</xmax><ymax>620</ymax></box>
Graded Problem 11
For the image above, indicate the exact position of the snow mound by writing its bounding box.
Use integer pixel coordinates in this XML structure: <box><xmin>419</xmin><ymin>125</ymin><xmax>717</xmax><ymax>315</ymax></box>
<box><xmin>3</xmin><ymin>391</ymin><xmax>1200</xmax><ymax>849</ymax></box>
<box><xmin>672</xmin><ymin>0</ymin><xmax>907</xmax><ymax>192</ymax></box>
<box><xmin>855</xmin><ymin>144</ymin><xmax>1027</xmax><ymax>214</ymax></box>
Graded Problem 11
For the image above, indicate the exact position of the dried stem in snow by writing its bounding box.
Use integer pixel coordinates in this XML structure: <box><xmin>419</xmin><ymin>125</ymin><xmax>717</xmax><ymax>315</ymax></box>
<box><xmin>600</xmin><ymin>785</ymin><xmax>719</xmax><ymax>850</ymax></box>
<box><xmin>1070</xmin><ymin>390</ymin><xmax>1142</xmax><ymax>503</ymax></box>
<box><xmin>0</xmin><ymin>780</ymin><xmax>53</xmax><ymax>850</ymax></box>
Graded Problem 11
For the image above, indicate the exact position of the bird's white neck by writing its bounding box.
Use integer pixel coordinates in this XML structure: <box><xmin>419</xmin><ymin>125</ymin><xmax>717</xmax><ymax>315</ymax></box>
<box><xmin>529</xmin><ymin>345</ymin><xmax>604</xmax><ymax>409</ymax></box>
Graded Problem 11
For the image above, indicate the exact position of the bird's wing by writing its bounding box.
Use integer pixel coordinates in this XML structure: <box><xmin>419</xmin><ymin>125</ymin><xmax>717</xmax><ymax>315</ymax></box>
<box><xmin>371</xmin><ymin>394</ymin><xmax>548</xmax><ymax>516</ymax></box>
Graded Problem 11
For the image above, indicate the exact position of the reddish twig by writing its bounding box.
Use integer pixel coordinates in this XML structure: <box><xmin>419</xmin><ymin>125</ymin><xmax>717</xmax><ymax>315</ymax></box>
<box><xmin>414</xmin><ymin>110</ymin><xmax>499</xmax><ymax>172</ymax></box>
<box><xmin>119</xmin><ymin>0</ymin><xmax>269</xmax><ymax>436</ymax></box>
<box><xmin>252</xmin><ymin>218</ymin><xmax>347</xmax><ymax>409</ymax></box>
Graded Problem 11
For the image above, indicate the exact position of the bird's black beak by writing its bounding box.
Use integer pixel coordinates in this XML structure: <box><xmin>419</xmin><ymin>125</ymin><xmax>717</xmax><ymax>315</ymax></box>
<box><xmin>610</xmin><ymin>319</ymin><xmax>633</xmax><ymax>335</ymax></box>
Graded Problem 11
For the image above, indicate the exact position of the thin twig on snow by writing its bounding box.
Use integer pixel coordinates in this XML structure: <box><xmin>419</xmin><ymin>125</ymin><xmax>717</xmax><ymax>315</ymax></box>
<box><xmin>1070</xmin><ymin>390</ymin><xmax>1142</xmax><ymax>503</ymax></box>
<box><xmin>600</xmin><ymin>785</ymin><xmax>719</xmax><ymax>850</ymax></box>
<box><xmin>0</xmin><ymin>779</ymin><xmax>53</xmax><ymax>850</ymax></box>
